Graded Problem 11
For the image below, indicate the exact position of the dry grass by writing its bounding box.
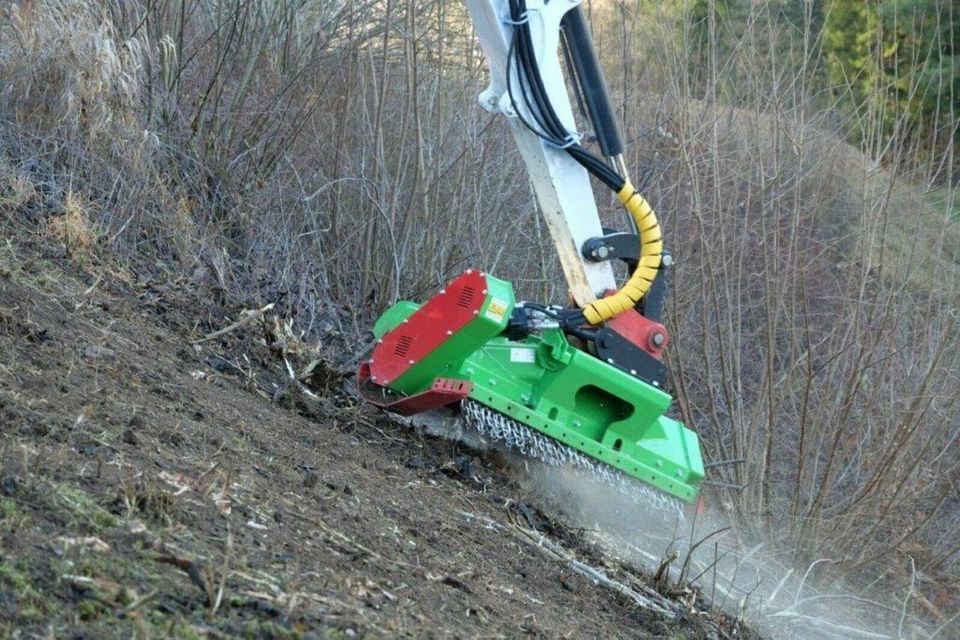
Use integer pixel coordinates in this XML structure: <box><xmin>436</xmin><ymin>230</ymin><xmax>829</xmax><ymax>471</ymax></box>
<box><xmin>45</xmin><ymin>191</ymin><xmax>95</xmax><ymax>259</ymax></box>
<box><xmin>3</xmin><ymin>0</ymin><xmax>144</xmax><ymax>143</ymax></box>
<box><xmin>0</xmin><ymin>155</ymin><xmax>36</xmax><ymax>212</ymax></box>
<box><xmin>0</xmin><ymin>0</ymin><xmax>957</xmax><ymax>629</ymax></box>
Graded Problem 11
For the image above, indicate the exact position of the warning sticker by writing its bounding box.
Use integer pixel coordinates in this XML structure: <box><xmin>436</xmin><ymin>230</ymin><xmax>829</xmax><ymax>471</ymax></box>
<box><xmin>484</xmin><ymin>298</ymin><xmax>508</xmax><ymax>323</ymax></box>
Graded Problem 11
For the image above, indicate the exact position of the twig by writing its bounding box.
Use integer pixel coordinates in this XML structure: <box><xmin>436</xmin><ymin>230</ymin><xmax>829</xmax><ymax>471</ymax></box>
<box><xmin>765</xmin><ymin>567</ymin><xmax>794</xmax><ymax>606</ymax></box>
<box><xmin>285</xmin><ymin>510</ymin><xmax>417</xmax><ymax>568</ymax></box>
<box><xmin>343</xmin><ymin>336</ymin><xmax>378</xmax><ymax>367</ymax></box>
<box><xmin>701</xmin><ymin>480</ymin><xmax>746</xmax><ymax>491</ymax></box>
<box><xmin>677</xmin><ymin>526</ymin><xmax>731</xmax><ymax>587</ymax></box>
<box><xmin>897</xmin><ymin>556</ymin><xmax>915</xmax><ymax>639</ymax></box>
<box><xmin>193</xmin><ymin>304</ymin><xmax>275</xmax><ymax>343</ymax></box>
<box><xmin>769</xmin><ymin>612</ymin><xmax>893</xmax><ymax>639</ymax></box>
<box><xmin>74</xmin><ymin>275</ymin><xmax>103</xmax><ymax>310</ymax></box>
<box><xmin>459</xmin><ymin>511</ymin><xmax>678</xmax><ymax>619</ymax></box>
<box><xmin>794</xmin><ymin>557</ymin><xmax>836</xmax><ymax>605</ymax></box>
<box><xmin>124</xmin><ymin>589</ymin><xmax>160</xmax><ymax>613</ymax></box>
<box><xmin>785</xmin><ymin>593</ymin><xmax>903</xmax><ymax>616</ymax></box>
<box><xmin>685</xmin><ymin>544</ymin><xmax>734</xmax><ymax>588</ymax></box>
<box><xmin>703</xmin><ymin>458</ymin><xmax>746</xmax><ymax>470</ymax></box>
<box><xmin>522</xmin><ymin>528</ymin><xmax>677</xmax><ymax>617</ymax></box>
<box><xmin>210</xmin><ymin>522</ymin><xmax>233</xmax><ymax>615</ymax></box>
<box><xmin>930</xmin><ymin>609</ymin><xmax>960</xmax><ymax>639</ymax></box>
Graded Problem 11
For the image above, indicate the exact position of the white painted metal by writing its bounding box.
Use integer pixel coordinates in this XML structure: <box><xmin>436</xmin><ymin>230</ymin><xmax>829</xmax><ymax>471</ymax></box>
<box><xmin>466</xmin><ymin>0</ymin><xmax>616</xmax><ymax>306</ymax></box>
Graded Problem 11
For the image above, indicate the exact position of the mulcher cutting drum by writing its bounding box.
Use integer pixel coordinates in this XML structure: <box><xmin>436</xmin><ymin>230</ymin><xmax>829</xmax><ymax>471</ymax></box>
<box><xmin>359</xmin><ymin>270</ymin><xmax>705</xmax><ymax>504</ymax></box>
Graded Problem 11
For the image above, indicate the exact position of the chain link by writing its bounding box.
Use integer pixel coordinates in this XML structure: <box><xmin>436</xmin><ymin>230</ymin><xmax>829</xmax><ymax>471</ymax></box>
<box><xmin>461</xmin><ymin>399</ymin><xmax>684</xmax><ymax>520</ymax></box>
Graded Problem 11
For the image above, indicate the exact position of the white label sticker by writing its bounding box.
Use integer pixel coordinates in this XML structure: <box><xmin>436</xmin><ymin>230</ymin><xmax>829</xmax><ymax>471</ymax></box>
<box><xmin>484</xmin><ymin>298</ymin><xmax>508</xmax><ymax>323</ymax></box>
<box><xmin>510</xmin><ymin>348</ymin><xmax>536</xmax><ymax>364</ymax></box>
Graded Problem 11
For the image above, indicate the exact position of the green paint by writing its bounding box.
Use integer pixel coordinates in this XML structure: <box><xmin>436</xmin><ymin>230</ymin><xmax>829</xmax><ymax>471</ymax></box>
<box><xmin>373</xmin><ymin>274</ymin><xmax>705</xmax><ymax>502</ymax></box>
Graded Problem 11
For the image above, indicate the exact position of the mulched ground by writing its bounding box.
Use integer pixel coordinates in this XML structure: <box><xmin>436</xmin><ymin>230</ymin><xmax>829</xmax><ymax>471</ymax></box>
<box><xmin>0</xmin><ymin>234</ymin><xmax>760</xmax><ymax>639</ymax></box>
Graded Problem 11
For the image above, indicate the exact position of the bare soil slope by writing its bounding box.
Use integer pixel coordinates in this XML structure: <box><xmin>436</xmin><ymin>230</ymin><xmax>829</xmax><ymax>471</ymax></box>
<box><xmin>0</xmin><ymin>235</ymin><xmax>757</xmax><ymax>639</ymax></box>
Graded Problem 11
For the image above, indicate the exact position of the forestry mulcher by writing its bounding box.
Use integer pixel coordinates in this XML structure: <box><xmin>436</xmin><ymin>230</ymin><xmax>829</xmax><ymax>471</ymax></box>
<box><xmin>359</xmin><ymin>0</ymin><xmax>704</xmax><ymax>515</ymax></box>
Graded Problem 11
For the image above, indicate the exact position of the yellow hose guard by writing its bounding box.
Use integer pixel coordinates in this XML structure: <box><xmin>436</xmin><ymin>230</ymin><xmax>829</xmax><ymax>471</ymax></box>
<box><xmin>581</xmin><ymin>181</ymin><xmax>663</xmax><ymax>325</ymax></box>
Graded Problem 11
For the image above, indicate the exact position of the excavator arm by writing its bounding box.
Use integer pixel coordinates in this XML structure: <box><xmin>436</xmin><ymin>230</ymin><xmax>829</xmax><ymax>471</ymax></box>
<box><xmin>467</xmin><ymin>0</ymin><xmax>618</xmax><ymax>307</ymax></box>
<box><xmin>468</xmin><ymin>0</ymin><xmax>665</xmax><ymax>326</ymax></box>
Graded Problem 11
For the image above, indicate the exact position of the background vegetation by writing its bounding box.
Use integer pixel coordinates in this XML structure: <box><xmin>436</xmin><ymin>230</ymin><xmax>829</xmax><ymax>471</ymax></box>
<box><xmin>1</xmin><ymin>0</ymin><xmax>957</xmax><ymax>628</ymax></box>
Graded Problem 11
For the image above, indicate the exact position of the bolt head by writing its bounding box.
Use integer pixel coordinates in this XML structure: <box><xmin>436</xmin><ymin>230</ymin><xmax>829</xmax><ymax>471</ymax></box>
<box><xmin>596</xmin><ymin>246</ymin><xmax>610</xmax><ymax>259</ymax></box>
<box><xmin>408</xmin><ymin>359</ymin><xmax>415</xmax><ymax>365</ymax></box>
<box><xmin>630</xmin><ymin>369</ymin><xmax>637</xmax><ymax>376</ymax></box>
<box><xmin>661</xmin><ymin>254</ymin><xmax>674</xmax><ymax>267</ymax></box>
<box><xmin>446</xmin><ymin>330</ymin><xmax>453</xmax><ymax>336</ymax></box>
<box><xmin>606</xmin><ymin>357</ymin><xmax>614</xmax><ymax>364</ymax></box>
<box><xmin>652</xmin><ymin>333</ymin><xmax>665</xmax><ymax>347</ymax></box>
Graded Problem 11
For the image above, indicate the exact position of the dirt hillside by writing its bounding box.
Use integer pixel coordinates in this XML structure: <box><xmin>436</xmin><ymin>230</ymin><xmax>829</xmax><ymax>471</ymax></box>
<box><xmin>0</xmin><ymin>234</ymin><xmax>758</xmax><ymax>639</ymax></box>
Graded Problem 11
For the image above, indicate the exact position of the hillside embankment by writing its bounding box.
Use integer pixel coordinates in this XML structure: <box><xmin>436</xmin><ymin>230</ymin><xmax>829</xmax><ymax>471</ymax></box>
<box><xmin>0</xmin><ymin>232</ymin><xmax>759</xmax><ymax>638</ymax></box>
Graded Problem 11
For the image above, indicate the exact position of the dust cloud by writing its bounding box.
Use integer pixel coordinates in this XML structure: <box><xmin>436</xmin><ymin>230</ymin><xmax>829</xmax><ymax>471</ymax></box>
<box><xmin>402</xmin><ymin>410</ymin><xmax>938</xmax><ymax>639</ymax></box>
<box><xmin>520</xmin><ymin>464</ymin><xmax>933</xmax><ymax>640</ymax></box>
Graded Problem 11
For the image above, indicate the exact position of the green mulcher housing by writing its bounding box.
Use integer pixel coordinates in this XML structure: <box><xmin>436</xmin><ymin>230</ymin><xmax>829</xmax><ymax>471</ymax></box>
<box><xmin>359</xmin><ymin>270</ymin><xmax>704</xmax><ymax>504</ymax></box>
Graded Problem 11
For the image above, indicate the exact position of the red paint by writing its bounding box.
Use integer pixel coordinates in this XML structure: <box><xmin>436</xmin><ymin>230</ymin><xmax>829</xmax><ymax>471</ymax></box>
<box><xmin>606</xmin><ymin>309</ymin><xmax>669</xmax><ymax>360</ymax></box>
<box><xmin>358</xmin><ymin>363</ymin><xmax>471</xmax><ymax>415</ymax></box>
<box><xmin>388</xmin><ymin>377</ymin><xmax>473</xmax><ymax>415</ymax></box>
<box><xmin>369</xmin><ymin>270</ymin><xmax>487</xmax><ymax>385</ymax></box>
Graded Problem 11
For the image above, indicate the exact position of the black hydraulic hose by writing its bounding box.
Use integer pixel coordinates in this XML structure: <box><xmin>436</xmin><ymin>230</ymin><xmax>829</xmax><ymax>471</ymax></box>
<box><xmin>569</xmin><ymin>146</ymin><xmax>622</xmax><ymax>190</ymax></box>
<box><xmin>513</xmin><ymin>1</ymin><xmax>567</xmax><ymax>141</ymax></box>
<box><xmin>560</xmin><ymin>28</ymin><xmax>592</xmax><ymax>138</ymax></box>
<box><xmin>506</xmin><ymin>37</ymin><xmax>556</xmax><ymax>143</ymax></box>
<box><xmin>560</xmin><ymin>6</ymin><xmax>624</xmax><ymax>158</ymax></box>
<box><xmin>503</xmin><ymin>0</ymin><xmax>664</xmax><ymax>325</ymax></box>
<box><xmin>508</xmin><ymin>0</ymin><xmax>624</xmax><ymax>190</ymax></box>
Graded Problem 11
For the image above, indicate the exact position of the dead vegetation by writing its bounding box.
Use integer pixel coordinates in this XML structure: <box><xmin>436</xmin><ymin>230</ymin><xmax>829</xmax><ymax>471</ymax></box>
<box><xmin>0</xmin><ymin>0</ymin><xmax>957</xmax><ymax>636</ymax></box>
<box><xmin>0</xmin><ymin>236</ymin><xmax>760</xmax><ymax>637</ymax></box>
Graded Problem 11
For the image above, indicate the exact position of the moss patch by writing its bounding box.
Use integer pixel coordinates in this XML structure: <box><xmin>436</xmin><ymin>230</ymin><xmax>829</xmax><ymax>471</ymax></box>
<box><xmin>57</xmin><ymin>485</ymin><xmax>119</xmax><ymax>531</ymax></box>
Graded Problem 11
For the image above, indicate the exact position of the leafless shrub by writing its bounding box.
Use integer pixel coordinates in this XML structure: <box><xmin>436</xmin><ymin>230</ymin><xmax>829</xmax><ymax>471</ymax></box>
<box><xmin>0</xmin><ymin>0</ymin><xmax>957</xmax><ymax>624</ymax></box>
<box><xmin>592</xmin><ymin>0</ymin><xmax>959</xmax><ymax>615</ymax></box>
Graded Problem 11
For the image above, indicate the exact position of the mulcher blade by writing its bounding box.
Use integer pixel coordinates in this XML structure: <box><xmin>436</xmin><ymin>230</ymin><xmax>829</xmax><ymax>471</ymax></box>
<box><xmin>460</xmin><ymin>399</ymin><xmax>689</xmax><ymax>520</ymax></box>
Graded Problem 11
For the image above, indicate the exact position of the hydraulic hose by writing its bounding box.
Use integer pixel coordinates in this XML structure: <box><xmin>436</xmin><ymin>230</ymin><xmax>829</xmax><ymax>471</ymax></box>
<box><xmin>560</xmin><ymin>6</ymin><xmax>624</xmax><ymax>158</ymax></box>
<box><xmin>581</xmin><ymin>182</ymin><xmax>663</xmax><ymax>325</ymax></box>
<box><xmin>505</xmin><ymin>0</ymin><xmax>663</xmax><ymax>325</ymax></box>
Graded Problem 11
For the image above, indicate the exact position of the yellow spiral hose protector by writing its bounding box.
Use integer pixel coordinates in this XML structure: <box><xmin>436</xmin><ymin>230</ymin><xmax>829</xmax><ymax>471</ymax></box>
<box><xmin>581</xmin><ymin>181</ymin><xmax>663</xmax><ymax>325</ymax></box>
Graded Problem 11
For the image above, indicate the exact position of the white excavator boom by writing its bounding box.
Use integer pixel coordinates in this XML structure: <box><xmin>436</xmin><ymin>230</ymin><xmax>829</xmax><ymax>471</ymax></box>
<box><xmin>465</xmin><ymin>0</ymin><xmax>617</xmax><ymax>306</ymax></box>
